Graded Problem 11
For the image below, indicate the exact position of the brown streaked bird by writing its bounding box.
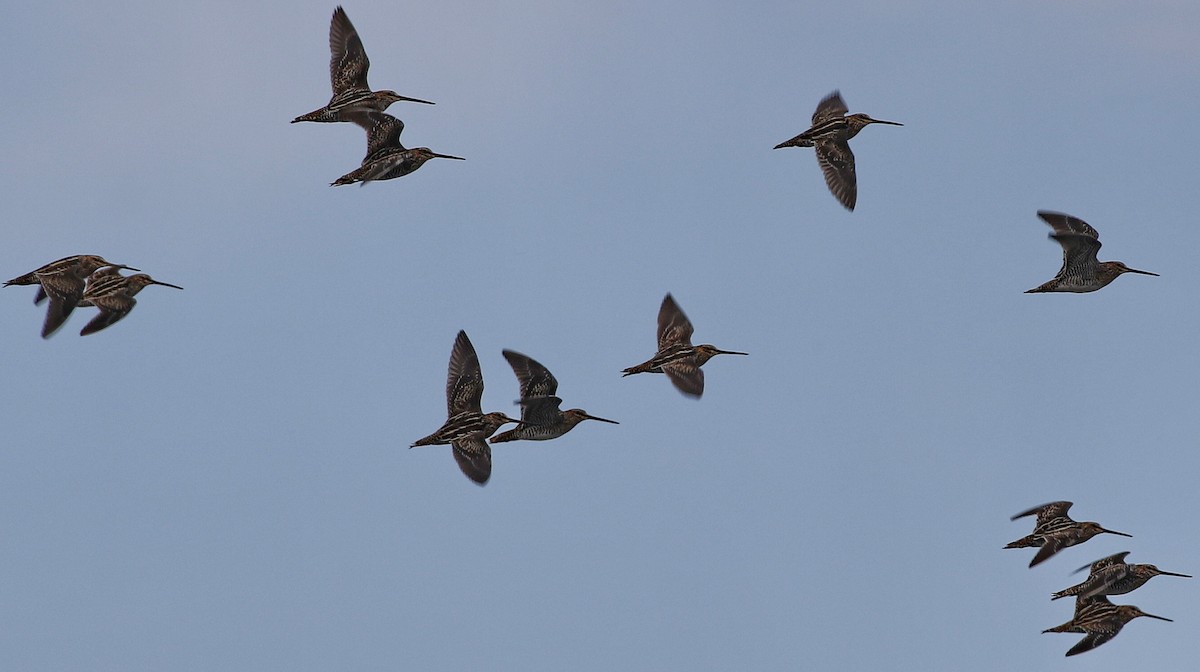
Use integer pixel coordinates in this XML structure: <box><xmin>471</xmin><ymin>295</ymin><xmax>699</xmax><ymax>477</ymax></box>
<box><xmin>622</xmin><ymin>293</ymin><xmax>747</xmax><ymax>398</ymax></box>
<box><xmin>292</xmin><ymin>6</ymin><xmax>433</xmax><ymax>124</ymax></box>
<box><xmin>1005</xmin><ymin>501</ymin><xmax>1131</xmax><ymax>568</ymax></box>
<box><xmin>1043</xmin><ymin>595</ymin><xmax>1171</xmax><ymax>657</ymax></box>
<box><xmin>490</xmin><ymin>349</ymin><xmax>618</xmax><ymax>443</ymax></box>
<box><xmin>30</xmin><ymin>262</ymin><xmax>130</xmax><ymax>307</ymax></box>
<box><xmin>78</xmin><ymin>273</ymin><xmax>182</xmax><ymax>336</ymax></box>
<box><xmin>5</xmin><ymin>255</ymin><xmax>139</xmax><ymax>338</ymax></box>
<box><xmin>411</xmin><ymin>330</ymin><xmax>521</xmax><ymax>485</ymax></box>
<box><xmin>77</xmin><ymin>265</ymin><xmax>134</xmax><ymax>307</ymax></box>
<box><xmin>773</xmin><ymin>90</ymin><xmax>901</xmax><ymax>211</ymax></box>
<box><xmin>1026</xmin><ymin>211</ymin><xmax>1157</xmax><ymax>293</ymax></box>
<box><xmin>330</xmin><ymin>111</ymin><xmax>463</xmax><ymax>186</ymax></box>
<box><xmin>1052</xmin><ymin>551</ymin><xmax>1191</xmax><ymax>600</ymax></box>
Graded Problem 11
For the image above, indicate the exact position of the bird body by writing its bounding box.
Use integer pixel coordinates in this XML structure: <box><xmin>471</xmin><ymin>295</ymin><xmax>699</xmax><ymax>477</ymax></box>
<box><xmin>1042</xmin><ymin>595</ymin><xmax>1171</xmax><ymax>656</ymax></box>
<box><xmin>78</xmin><ymin>273</ymin><xmax>183</xmax><ymax>336</ymax></box>
<box><xmin>411</xmin><ymin>331</ymin><xmax>519</xmax><ymax>485</ymax></box>
<box><xmin>5</xmin><ymin>255</ymin><xmax>138</xmax><ymax>337</ymax></box>
<box><xmin>1004</xmin><ymin>501</ymin><xmax>1130</xmax><ymax>567</ymax></box>
<box><xmin>1052</xmin><ymin>552</ymin><xmax>1191</xmax><ymax>600</ymax></box>
<box><xmin>774</xmin><ymin>90</ymin><xmax>901</xmax><ymax>211</ymax></box>
<box><xmin>1026</xmin><ymin>211</ymin><xmax>1157</xmax><ymax>293</ymax></box>
<box><xmin>490</xmin><ymin>350</ymin><xmax>618</xmax><ymax>443</ymax></box>
<box><xmin>292</xmin><ymin>6</ymin><xmax>433</xmax><ymax>124</ymax></box>
<box><xmin>622</xmin><ymin>294</ymin><xmax>746</xmax><ymax>398</ymax></box>
<box><xmin>331</xmin><ymin>111</ymin><xmax>463</xmax><ymax>186</ymax></box>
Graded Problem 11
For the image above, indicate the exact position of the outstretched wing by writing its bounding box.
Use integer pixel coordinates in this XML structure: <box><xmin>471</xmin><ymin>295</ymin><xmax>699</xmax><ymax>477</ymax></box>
<box><xmin>1065</xmin><ymin>632</ymin><xmax>1113</xmax><ymax>657</ymax></box>
<box><xmin>1038</xmin><ymin>211</ymin><xmax>1102</xmax><ymax>280</ymax></box>
<box><xmin>815</xmin><ymin>139</ymin><xmax>857</xmax><ymax>211</ymax></box>
<box><xmin>656</xmin><ymin>293</ymin><xmax>694</xmax><ymax>350</ymax></box>
<box><xmin>663</xmin><ymin>360</ymin><xmax>704</xmax><ymax>398</ymax></box>
<box><xmin>446</xmin><ymin>330</ymin><xmax>484</xmax><ymax>416</ymax></box>
<box><xmin>518</xmin><ymin>395</ymin><xmax>565</xmax><ymax>426</ymax></box>
<box><xmin>38</xmin><ymin>271</ymin><xmax>86</xmax><ymax>338</ymax></box>
<box><xmin>348</xmin><ymin>111</ymin><xmax>406</xmax><ymax>158</ymax></box>
<box><xmin>329</xmin><ymin>6</ymin><xmax>370</xmax><ymax>94</ymax></box>
<box><xmin>1011</xmin><ymin>501</ymin><xmax>1073</xmax><ymax>526</ymax></box>
<box><xmin>811</xmin><ymin>90</ymin><xmax>848</xmax><ymax>126</ymax></box>
<box><xmin>451</xmin><ymin>436</ymin><xmax>491</xmax><ymax>485</ymax></box>
<box><xmin>79</xmin><ymin>292</ymin><xmax>136</xmax><ymax>336</ymax></box>
<box><xmin>1074</xmin><ymin>551</ymin><xmax>1132</xmax><ymax>576</ymax></box>
<box><xmin>502</xmin><ymin>350</ymin><xmax>559</xmax><ymax>399</ymax></box>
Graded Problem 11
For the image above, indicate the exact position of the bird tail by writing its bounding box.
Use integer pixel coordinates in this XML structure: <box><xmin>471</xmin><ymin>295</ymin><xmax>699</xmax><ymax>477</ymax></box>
<box><xmin>291</xmin><ymin>108</ymin><xmax>332</xmax><ymax>123</ymax></box>
<box><xmin>490</xmin><ymin>428</ymin><xmax>518</xmax><ymax>443</ymax></box>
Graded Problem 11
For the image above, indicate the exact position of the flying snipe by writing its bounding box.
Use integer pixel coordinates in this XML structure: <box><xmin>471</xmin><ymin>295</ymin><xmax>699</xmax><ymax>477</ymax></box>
<box><xmin>1026</xmin><ymin>211</ymin><xmax>1157</xmax><ymax>293</ymax></box>
<box><xmin>1005</xmin><ymin>501</ymin><xmax>1130</xmax><ymax>568</ymax></box>
<box><xmin>411</xmin><ymin>331</ymin><xmax>521</xmax><ymax>485</ymax></box>
<box><xmin>78</xmin><ymin>272</ymin><xmax>182</xmax><ymax>336</ymax></box>
<box><xmin>622</xmin><ymin>293</ymin><xmax>746</xmax><ymax>398</ymax></box>
<box><xmin>5</xmin><ymin>255</ymin><xmax>138</xmax><ymax>338</ymax></box>
<box><xmin>292</xmin><ymin>6</ymin><xmax>433</xmax><ymax>124</ymax></box>
<box><xmin>1043</xmin><ymin>595</ymin><xmax>1171</xmax><ymax>657</ymax></box>
<box><xmin>331</xmin><ymin>111</ymin><xmax>463</xmax><ymax>186</ymax></box>
<box><xmin>1052</xmin><ymin>551</ymin><xmax>1191</xmax><ymax>601</ymax></box>
<box><xmin>76</xmin><ymin>265</ymin><xmax>132</xmax><ymax>307</ymax></box>
<box><xmin>490</xmin><ymin>350</ymin><xmax>618</xmax><ymax>443</ymax></box>
<box><xmin>773</xmin><ymin>90</ymin><xmax>901</xmax><ymax>211</ymax></box>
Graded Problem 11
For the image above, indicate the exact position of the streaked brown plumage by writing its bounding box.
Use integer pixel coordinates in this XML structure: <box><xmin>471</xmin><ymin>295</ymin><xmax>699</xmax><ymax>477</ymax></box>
<box><xmin>1026</xmin><ymin>211</ymin><xmax>1157</xmax><ymax>293</ymax></box>
<box><xmin>773</xmin><ymin>90</ymin><xmax>901</xmax><ymax>211</ymax></box>
<box><xmin>1004</xmin><ymin>501</ymin><xmax>1130</xmax><ymax>568</ymax></box>
<box><xmin>1043</xmin><ymin>595</ymin><xmax>1172</xmax><ymax>656</ymax></box>
<box><xmin>292</xmin><ymin>6</ymin><xmax>433</xmax><ymax>124</ymax></box>
<box><xmin>1052</xmin><ymin>552</ymin><xmax>1191</xmax><ymax>600</ymax></box>
<box><xmin>622</xmin><ymin>293</ymin><xmax>746</xmax><ymax>398</ymax></box>
<box><xmin>411</xmin><ymin>331</ymin><xmax>520</xmax><ymax>485</ymax></box>
<box><xmin>78</xmin><ymin>273</ymin><xmax>182</xmax><ymax>336</ymax></box>
<box><xmin>5</xmin><ymin>255</ymin><xmax>139</xmax><ymax>338</ymax></box>
<box><xmin>330</xmin><ymin>111</ymin><xmax>463</xmax><ymax>186</ymax></box>
<box><xmin>490</xmin><ymin>350</ymin><xmax>618</xmax><ymax>443</ymax></box>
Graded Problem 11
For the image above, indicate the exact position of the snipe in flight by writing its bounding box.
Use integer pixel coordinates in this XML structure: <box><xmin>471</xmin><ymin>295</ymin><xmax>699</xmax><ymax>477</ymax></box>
<box><xmin>1005</xmin><ymin>501</ymin><xmax>1130</xmax><ymax>568</ymax></box>
<box><xmin>622</xmin><ymin>293</ymin><xmax>746</xmax><ymax>398</ymax></box>
<box><xmin>1043</xmin><ymin>595</ymin><xmax>1171</xmax><ymax>657</ymax></box>
<box><xmin>491</xmin><ymin>349</ymin><xmax>618</xmax><ymax>443</ymax></box>
<box><xmin>1052</xmin><ymin>551</ymin><xmax>1190</xmax><ymax>601</ymax></box>
<box><xmin>5</xmin><ymin>255</ymin><xmax>139</xmax><ymax>338</ymax></box>
<box><xmin>773</xmin><ymin>90</ymin><xmax>901</xmax><ymax>211</ymax></box>
<box><xmin>411</xmin><ymin>330</ymin><xmax>520</xmax><ymax>485</ymax></box>
<box><xmin>78</xmin><ymin>272</ymin><xmax>182</xmax><ymax>336</ymax></box>
<box><xmin>292</xmin><ymin>6</ymin><xmax>433</xmax><ymax>124</ymax></box>
<box><xmin>331</xmin><ymin>111</ymin><xmax>463</xmax><ymax>186</ymax></box>
<box><xmin>1026</xmin><ymin>211</ymin><xmax>1157</xmax><ymax>293</ymax></box>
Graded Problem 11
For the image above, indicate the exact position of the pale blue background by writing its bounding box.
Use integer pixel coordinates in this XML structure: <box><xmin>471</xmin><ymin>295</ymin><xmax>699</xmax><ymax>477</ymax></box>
<box><xmin>2</xmin><ymin>2</ymin><xmax>1196</xmax><ymax>670</ymax></box>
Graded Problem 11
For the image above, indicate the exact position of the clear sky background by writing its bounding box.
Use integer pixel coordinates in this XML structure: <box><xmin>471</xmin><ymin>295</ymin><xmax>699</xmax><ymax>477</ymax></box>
<box><xmin>2</xmin><ymin>1</ymin><xmax>1197</xmax><ymax>670</ymax></box>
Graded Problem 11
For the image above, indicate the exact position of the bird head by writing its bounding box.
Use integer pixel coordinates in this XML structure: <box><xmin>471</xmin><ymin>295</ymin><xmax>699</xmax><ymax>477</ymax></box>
<box><xmin>562</xmin><ymin>409</ymin><xmax>619</xmax><ymax>427</ymax></box>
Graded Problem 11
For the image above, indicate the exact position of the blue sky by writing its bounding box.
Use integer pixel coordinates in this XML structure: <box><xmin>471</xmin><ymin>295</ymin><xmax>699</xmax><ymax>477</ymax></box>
<box><xmin>2</xmin><ymin>1</ymin><xmax>1197</xmax><ymax>670</ymax></box>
